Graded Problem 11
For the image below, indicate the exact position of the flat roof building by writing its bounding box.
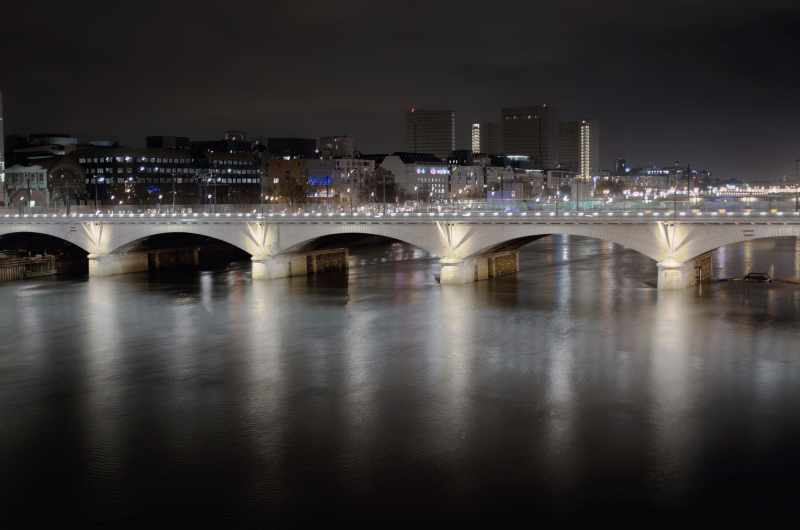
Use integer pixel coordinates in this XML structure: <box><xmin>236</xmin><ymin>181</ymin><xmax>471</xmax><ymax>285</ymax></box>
<box><xmin>319</xmin><ymin>136</ymin><xmax>354</xmax><ymax>159</ymax></box>
<box><xmin>267</xmin><ymin>138</ymin><xmax>317</xmax><ymax>160</ymax></box>
<box><xmin>379</xmin><ymin>152</ymin><xmax>450</xmax><ymax>200</ymax></box>
<box><xmin>477</xmin><ymin>122</ymin><xmax>504</xmax><ymax>156</ymax></box>
<box><xmin>29</xmin><ymin>133</ymin><xmax>78</xmax><ymax>147</ymax></box>
<box><xmin>502</xmin><ymin>106</ymin><xmax>559</xmax><ymax>169</ymax></box>
<box><xmin>406</xmin><ymin>109</ymin><xmax>455</xmax><ymax>161</ymax></box>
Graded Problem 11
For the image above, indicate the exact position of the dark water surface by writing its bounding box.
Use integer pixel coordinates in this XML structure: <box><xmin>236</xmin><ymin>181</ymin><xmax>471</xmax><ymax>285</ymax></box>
<box><xmin>2</xmin><ymin>235</ymin><xmax>800</xmax><ymax>527</ymax></box>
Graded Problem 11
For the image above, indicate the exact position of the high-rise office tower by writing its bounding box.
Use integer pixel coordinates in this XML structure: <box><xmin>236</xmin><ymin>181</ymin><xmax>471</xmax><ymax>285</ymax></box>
<box><xmin>559</xmin><ymin>119</ymin><xmax>600</xmax><ymax>178</ymax></box>
<box><xmin>406</xmin><ymin>109</ymin><xmax>455</xmax><ymax>160</ymax></box>
<box><xmin>471</xmin><ymin>124</ymin><xmax>480</xmax><ymax>153</ymax></box>
<box><xmin>558</xmin><ymin>121</ymin><xmax>580</xmax><ymax>172</ymax></box>
<box><xmin>477</xmin><ymin>123</ymin><xmax>504</xmax><ymax>155</ymax></box>
<box><xmin>579</xmin><ymin>119</ymin><xmax>600</xmax><ymax>180</ymax></box>
<box><xmin>502</xmin><ymin>106</ymin><xmax>559</xmax><ymax>168</ymax></box>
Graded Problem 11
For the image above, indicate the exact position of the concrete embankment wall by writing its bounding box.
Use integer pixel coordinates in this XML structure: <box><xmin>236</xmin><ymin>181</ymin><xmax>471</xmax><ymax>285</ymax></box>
<box><xmin>0</xmin><ymin>257</ymin><xmax>61</xmax><ymax>282</ymax></box>
<box><xmin>0</xmin><ymin>262</ymin><xmax>25</xmax><ymax>282</ymax></box>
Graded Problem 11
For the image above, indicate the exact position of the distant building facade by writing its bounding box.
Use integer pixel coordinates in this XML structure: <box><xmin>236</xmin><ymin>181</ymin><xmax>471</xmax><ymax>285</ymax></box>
<box><xmin>477</xmin><ymin>122</ymin><xmax>504</xmax><ymax>155</ymax></box>
<box><xmin>4</xmin><ymin>156</ymin><xmax>86</xmax><ymax>207</ymax></box>
<box><xmin>71</xmin><ymin>147</ymin><xmax>261</xmax><ymax>205</ymax></box>
<box><xmin>267</xmin><ymin>138</ymin><xmax>317</xmax><ymax>160</ymax></box>
<box><xmin>559</xmin><ymin>119</ymin><xmax>599</xmax><ymax>179</ymax></box>
<box><xmin>579</xmin><ymin>119</ymin><xmax>600</xmax><ymax>180</ymax></box>
<box><xmin>405</xmin><ymin>109</ymin><xmax>455</xmax><ymax>161</ymax></box>
<box><xmin>501</xmin><ymin>106</ymin><xmax>559</xmax><ymax>168</ymax></box>
<box><xmin>449</xmin><ymin>165</ymin><xmax>484</xmax><ymax>197</ymax></box>
<box><xmin>319</xmin><ymin>136</ymin><xmax>354</xmax><ymax>159</ymax></box>
<box><xmin>379</xmin><ymin>152</ymin><xmax>450</xmax><ymax>199</ymax></box>
<box><xmin>266</xmin><ymin>157</ymin><xmax>308</xmax><ymax>202</ymax></box>
<box><xmin>224</xmin><ymin>130</ymin><xmax>247</xmax><ymax>141</ymax></box>
<box><xmin>307</xmin><ymin>157</ymin><xmax>374</xmax><ymax>203</ymax></box>
<box><xmin>447</xmin><ymin>149</ymin><xmax>473</xmax><ymax>167</ymax></box>
<box><xmin>558</xmin><ymin>121</ymin><xmax>580</xmax><ymax>172</ymax></box>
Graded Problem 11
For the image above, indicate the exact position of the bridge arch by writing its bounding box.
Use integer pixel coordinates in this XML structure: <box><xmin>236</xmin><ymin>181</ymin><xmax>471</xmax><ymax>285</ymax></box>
<box><xmin>454</xmin><ymin>223</ymin><xmax>665</xmax><ymax>262</ymax></box>
<box><xmin>675</xmin><ymin>225</ymin><xmax>800</xmax><ymax>263</ymax></box>
<box><xmin>267</xmin><ymin>224</ymin><xmax>449</xmax><ymax>258</ymax></box>
<box><xmin>103</xmin><ymin>223</ymin><xmax>264</xmax><ymax>256</ymax></box>
<box><xmin>0</xmin><ymin>223</ymin><xmax>95</xmax><ymax>253</ymax></box>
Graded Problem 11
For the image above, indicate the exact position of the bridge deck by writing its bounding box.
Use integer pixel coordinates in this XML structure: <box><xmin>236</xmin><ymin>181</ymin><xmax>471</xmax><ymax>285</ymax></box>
<box><xmin>2</xmin><ymin>210</ymin><xmax>800</xmax><ymax>225</ymax></box>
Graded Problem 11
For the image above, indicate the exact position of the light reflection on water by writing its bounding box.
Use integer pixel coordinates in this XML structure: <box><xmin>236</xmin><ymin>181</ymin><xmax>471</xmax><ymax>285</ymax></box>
<box><xmin>0</xmin><ymin>235</ymin><xmax>799</xmax><ymax>526</ymax></box>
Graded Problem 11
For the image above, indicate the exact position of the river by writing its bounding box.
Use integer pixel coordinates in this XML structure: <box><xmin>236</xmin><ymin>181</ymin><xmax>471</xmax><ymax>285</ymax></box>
<box><xmin>1</xmin><ymin>235</ymin><xmax>799</xmax><ymax>527</ymax></box>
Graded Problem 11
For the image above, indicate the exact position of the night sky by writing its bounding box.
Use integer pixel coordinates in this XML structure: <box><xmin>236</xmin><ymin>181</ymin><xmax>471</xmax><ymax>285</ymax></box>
<box><xmin>2</xmin><ymin>1</ymin><xmax>799</xmax><ymax>180</ymax></box>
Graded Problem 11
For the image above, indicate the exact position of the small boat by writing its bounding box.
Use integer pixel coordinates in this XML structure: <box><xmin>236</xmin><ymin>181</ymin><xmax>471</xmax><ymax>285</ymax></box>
<box><xmin>743</xmin><ymin>272</ymin><xmax>771</xmax><ymax>282</ymax></box>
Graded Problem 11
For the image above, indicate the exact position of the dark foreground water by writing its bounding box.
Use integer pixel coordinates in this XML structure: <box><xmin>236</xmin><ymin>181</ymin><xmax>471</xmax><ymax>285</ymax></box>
<box><xmin>1</xmin><ymin>235</ymin><xmax>800</xmax><ymax>528</ymax></box>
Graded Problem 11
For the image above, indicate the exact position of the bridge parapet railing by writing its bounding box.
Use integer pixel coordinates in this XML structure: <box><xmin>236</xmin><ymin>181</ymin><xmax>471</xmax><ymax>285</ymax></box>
<box><xmin>1</xmin><ymin>198</ymin><xmax>799</xmax><ymax>219</ymax></box>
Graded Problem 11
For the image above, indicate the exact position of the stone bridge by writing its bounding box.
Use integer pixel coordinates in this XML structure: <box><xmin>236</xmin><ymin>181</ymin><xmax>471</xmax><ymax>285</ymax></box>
<box><xmin>1</xmin><ymin>211</ymin><xmax>799</xmax><ymax>288</ymax></box>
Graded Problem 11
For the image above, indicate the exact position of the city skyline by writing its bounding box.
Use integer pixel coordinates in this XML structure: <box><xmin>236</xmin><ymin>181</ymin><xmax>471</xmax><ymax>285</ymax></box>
<box><xmin>1</xmin><ymin>1</ymin><xmax>799</xmax><ymax>181</ymax></box>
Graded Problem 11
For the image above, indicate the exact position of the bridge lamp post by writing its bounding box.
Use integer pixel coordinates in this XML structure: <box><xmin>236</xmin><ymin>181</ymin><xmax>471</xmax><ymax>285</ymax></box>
<box><xmin>158</xmin><ymin>194</ymin><xmax>162</xmax><ymax>213</ymax></box>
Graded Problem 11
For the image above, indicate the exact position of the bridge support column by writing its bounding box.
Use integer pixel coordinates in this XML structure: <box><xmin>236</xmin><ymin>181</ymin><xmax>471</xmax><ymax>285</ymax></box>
<box><xmin>439</xmin><ymin>250</ymin><xmax>519</xmax><ymax>284</ymax></box>
<box><xmin>88</xmin><ymin>253</ymin><xmax>148</xmax><ymax>277</ymax></box>
<box><xmin>252</xmin><ymin>248</ymin><xmax>349</xmax><ymax>280</ymax></box>
<box><xmin>657</xmin><ymin>253</ymin><xmax>714</xmax><ymax>289</ymax></box>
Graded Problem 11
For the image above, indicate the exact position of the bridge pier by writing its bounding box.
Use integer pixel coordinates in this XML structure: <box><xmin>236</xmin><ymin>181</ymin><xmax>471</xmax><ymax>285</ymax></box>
<box><xmin>252</xmin><ymin>248</ymin><xmax>349</xmax><ymax>280</ymax></box>
<box><xmin>439</xmin><ymin>250</ymin><xmax>519</xmax><ymax>284</ymax></box>
<box><xmin>657</xmin><ymin>252</ymin><xmax>713</xmax><ymax>289</ymax></box>
<box><xmin>88</xmin><ymin>253</ymin><xmax>148</xmax><ymax>276</ymax></box>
